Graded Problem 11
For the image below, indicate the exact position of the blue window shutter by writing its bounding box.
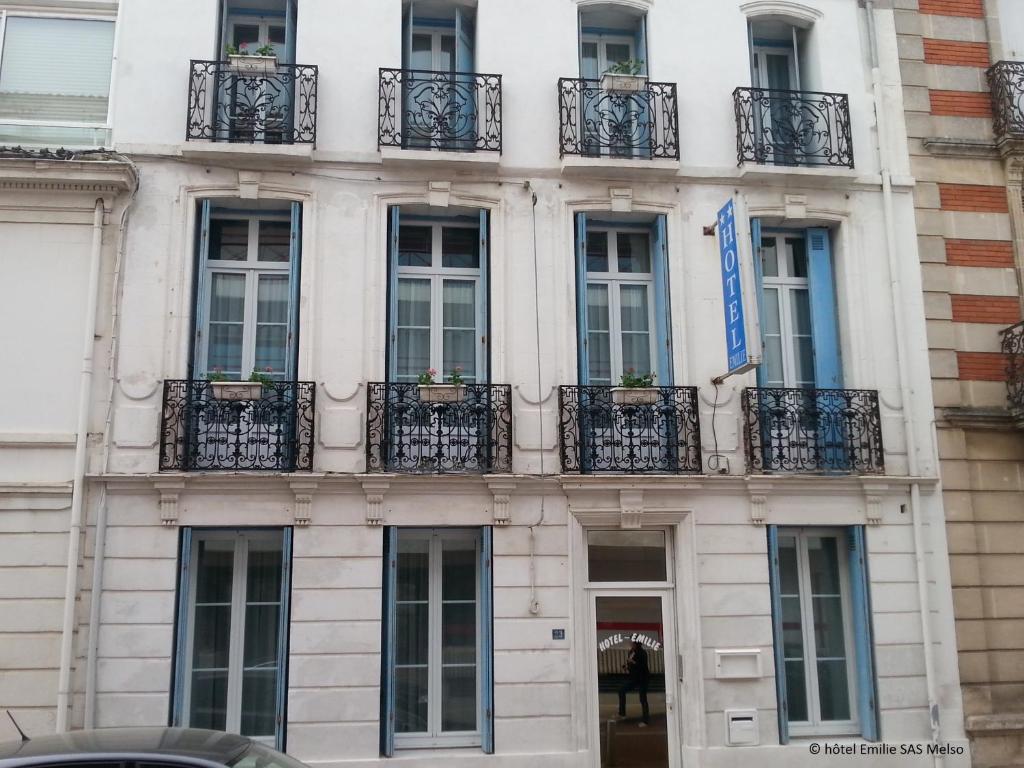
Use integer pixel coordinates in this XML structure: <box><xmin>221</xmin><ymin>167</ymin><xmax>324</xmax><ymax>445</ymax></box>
<box><xmin>387</xmin><ymin>206</ymin><xmax>400</xmax><ymax>382</ymax></box>
<box><xmin>455</xmin><ymin>8</ymin><xmax>476</xmax><ymax>150</ymax></box>
<box><xmin>285</xmin><ymin>0</ymin><xmax>297</xmax><ymax>63</ymax></box>
<box><xmin>455</xmin><ymin>7</ymin><xmax>474</xmax><ymax>71</ymax></box>
<box><xmin>767</xmin><ymin>525</ymin><xmax>789</xmax><ymax>744</ymax></box>
<box><xmin>479</xmin><ymin>209</ymin><xmax>489</xmax><ymax>381</ymax></box>
<box><xmin>848</xmin><ymin>526</ymin><xmax>879</xmax><ymax>741</ymax></box>
<box><xmin>380</xmin><ymin>527</ymin><xmax>398</xmax><ymax>757</ymax></box>
<box><xmin>402</xmin><ymin>2</ymin><xmax>414</xmax><ymax>69</ymax></box>
<box><xmin>652</xmin><ymin>214</ymin><xmax>673</xmax><ymax>385</ymax></box>
<box><xmin>480</xmin><ymin>527</ymin><xmax>494</xmax><ymax>753</ymax></box>
<box><xmin>275</xmin><ymin>527</ymin><xmax>293</xmax><ymax>751</ymax></box>
<box><xmin>171</xmin><ymin>527</ymin><xmax>193</xmax><ymax>727</ymax></box>
<box><xmin>751</xmin><ymin>217</ymin><xmax>767</xmax><ymax>388</ymax></box>
<box><xmin>634</xmin><ymin>15</ymin><xmax>648</xmax><ymax>75</ymax></box>
<box><xmin>286</xmin><ymin>202</ymin><xmax>302</xmax><ymax>380</ymax></box>
<box><xmin>192</xmin><ymin>200</ymin><xmax>211</xmax><ymax>378</ymax></box>
<box><xmin>575</xmin><ymin>213</ymin><xmax>589</xmax><ymax>384</ymax></box>
<box><xmin>807</xmin><ymin>228</ymin><xmax>841</xmax><ymax>389</ymax></box>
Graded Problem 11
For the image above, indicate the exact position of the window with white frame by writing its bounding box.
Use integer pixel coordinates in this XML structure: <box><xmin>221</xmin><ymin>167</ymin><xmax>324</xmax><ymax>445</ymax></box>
<box><xmin>381</xmin><ymin>527</ymin><xmax>494</xmax><ymax>754</ymax></box>
<box><xmin>760</xmin><ymin>234</ymin><xmax>814</xmax><ymax>388</ymax></box>
<box><xmin>0</xmin><ymin>12</ymin><xmax>114</xmax><ymax>146</ymax></box>
<box><xmin>584</xmin><ymin>227</ymin><xmax>657</xmax><ymax>385</ymax></box>
<box><xmin>768</xmin><ymin>526</ymin><xmax>878</xmax><ymax>741</ymax></box>
<box><xmin>391</xmin><ymin>214</ymin><xmax>486</xmax><ymax>384</ymax></box>
<box><xmin>193</xmin><ymin>201</ymin><xmax>301</xmax><ymax>382</ymax></box>
<box><xmin>173</xmin><ymin>528</ymin><xmax>291</xmax><ymax>749</ymax></box>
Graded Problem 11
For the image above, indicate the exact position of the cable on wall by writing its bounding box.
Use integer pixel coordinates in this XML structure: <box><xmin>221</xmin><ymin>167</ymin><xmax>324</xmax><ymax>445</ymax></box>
<box><xmin>525</xmin><ymin>180</ymin><xmax>546</xmax><ymax>616</ymax></box>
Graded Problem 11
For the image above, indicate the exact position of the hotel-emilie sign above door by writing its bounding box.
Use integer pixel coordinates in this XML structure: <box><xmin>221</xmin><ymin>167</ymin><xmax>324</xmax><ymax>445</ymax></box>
<box><xmin>716</xmin><ymin>198</ymin><xmax>761</xmax><ymax>380</ymax></box>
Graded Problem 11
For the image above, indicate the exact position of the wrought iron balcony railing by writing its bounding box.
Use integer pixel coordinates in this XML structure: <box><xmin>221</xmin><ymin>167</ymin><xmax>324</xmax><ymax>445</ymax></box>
<box><xmin>558</xmin><ymin>78</ymin><xmax>680</xmax><ymax>159</ymax></box>
<box><xmin>160</xmin><ymin>380</ymin><xmax>315</xmax><ymax>471</ymax></box>
<box><xmin>187</xmin><ymin>60</ymin><xmax>318</xmax><ymax>144</ymax></box>
<box><xmin>378</xmin><ymin>68</ymin><xmax>502</xmax><ymax>152</ymax></box>
<box><xmin>1002</xmin><ymin>321</ymin><xmax>1024</xmax><ymax>415</ymax></box>
<box><xmin>365</xmin><ymin>383</ymin><xmax>512</xmax><ymax>473</ymax></box>
<box><xmin>733</xmin><ymin>87</ymin><xmax>854</xmax><ymax>168</ymax></box>
<box><xmin>743</xmin><ymin>388</ymin><xmax>883</xmax><ymax>474</ymax></box>
<box><xmin>558</xmin><ymin>386</ymin><xmax>701</xmax><ymax>474</ymax></box>
<box><xmin>988</xmin><ymin>61</ymin><xmax>1024</xmax><ymax>139</ymax></box>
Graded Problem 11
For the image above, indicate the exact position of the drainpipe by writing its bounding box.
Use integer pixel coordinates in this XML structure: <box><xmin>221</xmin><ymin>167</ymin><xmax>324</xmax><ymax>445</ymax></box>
<box><xmin>56</xmin><ymin>197</ymin><xmax>106</xmax><ymax>732</ymax></box>
<box><xmin>84</xmin><ymin>156</ymin><xmax>140</xmax><ymax>729</ymax></box>
<box><xmin>864</xmin><ymin>2</ymin><xmax>942</xmax><ymax>759</ymax></box>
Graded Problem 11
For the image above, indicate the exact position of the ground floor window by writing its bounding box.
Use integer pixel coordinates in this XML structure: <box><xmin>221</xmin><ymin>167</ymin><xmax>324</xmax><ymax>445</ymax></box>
<box><xmin>381</xmin><ymin>527</ymin><xmax>493</xmax><ymax>755</ymax></box>
<box><xmin>767</xmin><ymin>525</ymin><xmax>878</xmax><ymax>742</ymax></box>
<box><xmin>172</xmin><ymin>528</ymin><xmax>292</xmax><ymax>749</ymax></box>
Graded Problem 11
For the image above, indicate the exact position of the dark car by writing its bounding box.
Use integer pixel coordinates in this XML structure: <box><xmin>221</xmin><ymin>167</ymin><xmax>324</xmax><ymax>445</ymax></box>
<box><xmin>0</xmin><ymin>728</ymin><xmax>309</xmax><ymax>768</ymax></box>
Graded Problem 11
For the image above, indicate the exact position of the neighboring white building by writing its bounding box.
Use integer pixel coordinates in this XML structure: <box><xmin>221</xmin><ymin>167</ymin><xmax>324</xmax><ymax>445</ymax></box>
<box><xmin>0</xmin><ymin>1</ymin><xmax>973</xmax><ymax>767</ymax></box>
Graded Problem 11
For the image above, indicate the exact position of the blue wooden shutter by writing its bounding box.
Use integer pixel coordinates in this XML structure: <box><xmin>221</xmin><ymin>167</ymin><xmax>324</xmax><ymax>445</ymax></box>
<box><xmin>402</xmin><ymin>2</ymin><xmax>414</xmax><ymax>69</ymax></box>
<box><xmin>479</xmin><ymin>209</ymin><xmax>489</xmax><ymax>381</ymax></box>
<box><xmin>848</xmin><ymin>526</ymin><xmax>879</xmax><ymax>741</ymax></box>
<box><xmin>171</xmin><ymin>527</ymin><xmax>193</xmax><ymax>727</ymax></box>
<box><xmin>274</xmin><ymin>527</ymin><xmax>293</xmax><ymax>751</ymax></box>
<box><xmin>480</xmin><ymin>527</ymin><xmax>494</xmax><ymax>753</ymax></box>
<box><xmin>286</xmin><ymin>202</ymin><xmax>302</xmax><ymax>380</ymax></box>
<box><xmin>635</xmin><ymin>16</ymin><xmax>648</xmax><ymax>75</ymax></box>
<box><xmin>652</xmin><ymin>215</ymin><xmax>673</xmax><ymax>385</ymax></box>
<box><xmin>575</xmin><ymin>213</ymin><xmax>589</xmax><ymax>384</ymax></box>
<box><xmin>380</xmin><ymin>527</ymin><xmax>398</xmax><ymax>757</ymax></box>
<box><xmin>807</xmin><ymin>228</ymin><xmax>841</xmax><ymax>389</ymax></box>
<box><xmin>192</xmin><ymin>200</ymin><xmax>212</xmax><ymax>378</ymax></box>
<box><xmin>766</xmin><ymin>526</ymin><xmax>789</xmax><ymax>744</ymax></box>
<box><xmin>751</xmin><ymin>217</ymin><xmax>767</xmax><ymax>388</ymax></box>
<box><xmin>455</xmin><ymin>7</ymin><xmax>476</xmax><ymax>149</ymax></box>
<box><xmin>285</xmin><ymin>0</ymin><xmax>297</xmax><ymax>63</ymax></box>
<box><xmin>387</xmin><ymin>206</ymin><xmax>401</xmax><ymax>381</ymax></box>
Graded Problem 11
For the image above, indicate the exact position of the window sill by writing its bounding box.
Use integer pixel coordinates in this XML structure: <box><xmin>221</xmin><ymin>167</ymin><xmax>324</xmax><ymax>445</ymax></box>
<box><xmin>560</xmin><ymin>154</ymin><xmax>680</xmax><ymax>177</ymax></box>
<box><xmin>180</xmin><ymin>141</ymin><xmax>314</xmax><ymax>163</ymax></box>
<box><xmin>379</xmin><ymin>146</ymin><xmax>500</xmax><ymax>168</ymax></box>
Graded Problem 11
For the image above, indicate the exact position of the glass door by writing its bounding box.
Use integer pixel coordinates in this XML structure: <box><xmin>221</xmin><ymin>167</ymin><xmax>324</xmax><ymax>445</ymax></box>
<box><xmin>593</xmin><ymin>594</ymin><xmax>671</xmax><ymax>768</ymax></box>
<box><xmin>224</xmin><ymin>17</ymin><xmax>288</xmax><ymax>142</ymax></box>
<box><xmin>580</xmin><ymin>37</ymin><xmax>636</xmax><ymax>157</ymax></box>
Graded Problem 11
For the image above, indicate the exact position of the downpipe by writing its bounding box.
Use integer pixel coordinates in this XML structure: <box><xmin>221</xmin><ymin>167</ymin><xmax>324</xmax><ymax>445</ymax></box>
<box><xmin>56</xmin><ymin>198</ymin><xmax>106</xmax><ymax>732</ymax></box>
<box><xmin>864</xmin><ymin>2</ymin><xmax>942</xmax><ymax>762</ymax></box>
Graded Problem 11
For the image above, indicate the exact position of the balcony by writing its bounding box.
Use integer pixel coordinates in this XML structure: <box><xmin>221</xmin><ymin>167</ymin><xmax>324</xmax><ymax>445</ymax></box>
<box><xmin>186</xmin><ymin>60</ymin><xmax>319</xmax><ymax>144</ymax></box>
<box><xmin>1002</xmin><ymin>321</ymin><xmax>1024</xmax><ymax>420</ymax></box>
<box><xmin>557</xmin><ymin>78</ymin><xmax>680</xmax><ymax>160</ymax></box>
<box><xmin>365</xmin><ymin>383</ymin><xmax>512</xmax><ymax>473</ymax></box>
<box><xmin>558</xmin><ymin>386</ymin><xmax>701</xmax><ymax>474</ymax></box>
<box><xmin>988</xmin><ymin>61</ymin><xmax>1024</xmax><ymax>140</ymax></box>
<box><xmin>159</xmin><ymin>380</ymin><xmax>315</xmax><ymax>471</ymax></box>
<box><xmin>377</xmin><ymin>68</ymin><xmax>502</xmax><ymax>153</ymax></box>
<box><xmin>742</xmin><ymin>388</ymin><xmax>883</xmax><ymax>474</ymax></box>
<box><xmin>733</xmin><ymin>87</ymin><xmax>854</xmax><ymax>168</ymax></box>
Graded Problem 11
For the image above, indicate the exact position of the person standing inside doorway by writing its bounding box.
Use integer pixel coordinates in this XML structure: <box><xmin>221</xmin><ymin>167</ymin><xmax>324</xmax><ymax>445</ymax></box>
<box><xmin>618</xmin><ymin>640</ymin><xmax>651</xmax><ymax>726</ymax></box>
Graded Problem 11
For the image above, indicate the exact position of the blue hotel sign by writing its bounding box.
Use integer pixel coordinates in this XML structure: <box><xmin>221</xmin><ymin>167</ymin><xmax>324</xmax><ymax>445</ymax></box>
<box><xmin>717</xmin><ymin>199</ymin><xmax>755</xmax><ymax>375</ymax></box>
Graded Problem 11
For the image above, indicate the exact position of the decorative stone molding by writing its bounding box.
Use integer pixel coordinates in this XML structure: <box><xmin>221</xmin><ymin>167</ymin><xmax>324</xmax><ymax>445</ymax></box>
<box><xmin>360</xmin><ymin>478</ymin><xmax>391</xmax><ymax>526</ymax></box>
<box><xmin>619</xmin><ymin>489</ymin><xmax>644</xmax><ymax>529</ymax></box>
<box><xmin>486</xmin><ymin>477</ymin><xmax>517</xmax><ymax>527</ymax></box>
<box><xmin>861</xmin><ymin>481</ymin><xmax>889</xmax><ymax>526</ymax></box>
<box><xmin>784</xmin><ymin>194</ymin><xmax>807</xmax><ymax>220</ymax></box>
<box><xmin>289</xmin><ymin>479</ymin><xmax>319</xmax><ymax>527</ymax></box>
<box><xmin>428</xmin><ymin>181</ymin><xmax>451</xmax><ymax>208</ymax></box>
<box><xmin>746</xmin><ymin>480</ymin><xmax>773</xmax><ymax>525</ymax></box>
<box><xmin>610</xmin><ymin>187</ymin><xmax>633</xmax><ymax>213</ymax></box>
<box><xmin>923</xmin><ymin>137</ymin><xmax>999</xmax><ymax>159</ymax></box>
<box><xmin>238</xmin><ymin>171</ymin><xmax>262</xmax><ymax>199</ymax></box>
<box><xmin>739</xmin><ymin>0</ymin><xmax>822</xmax><ymax>26</ymax></box>
<box><xmin>154</xmin><ymin>479</ymin><xmax>186</xmax><ymax>526</ymax></box>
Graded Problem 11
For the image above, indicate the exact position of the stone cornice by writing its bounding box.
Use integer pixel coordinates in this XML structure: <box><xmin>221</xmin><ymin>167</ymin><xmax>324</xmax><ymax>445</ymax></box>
<box><xmin>0</xmin><ymin>158</ymin><xmax>136</xmax><ymax>194</ymax></box>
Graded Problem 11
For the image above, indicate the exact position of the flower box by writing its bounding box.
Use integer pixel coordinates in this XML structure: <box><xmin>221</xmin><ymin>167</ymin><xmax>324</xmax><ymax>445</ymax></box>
<box><xmin>610</xmin><ymin>386</ymin><xmax>660</xmax><ymax>406</ymax></box>
<box><xmin>227</xmin><ymin>54</ymin><xmax>279</xmax><ymax>75</ymax></box>
<box><xmin>418</xmin><ymin>384</ymin><xmax>466</xmax><ymax>403</ymax></box>
<box><xmin>210</xmin><ymin>381</ymin><xmax>264</xmax><ymax>401</ymax></box>
<box><xmin>600</xmin><ymin>72</ymin><xmax>647</xmax><ymax>93</ymax></box>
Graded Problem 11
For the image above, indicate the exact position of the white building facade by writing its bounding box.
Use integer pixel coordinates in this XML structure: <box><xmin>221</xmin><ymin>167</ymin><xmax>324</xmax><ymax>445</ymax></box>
<box><xmin>0</xmin><ymin>1</ymin><xmax>974</xmax><ymax>767</ymax></box>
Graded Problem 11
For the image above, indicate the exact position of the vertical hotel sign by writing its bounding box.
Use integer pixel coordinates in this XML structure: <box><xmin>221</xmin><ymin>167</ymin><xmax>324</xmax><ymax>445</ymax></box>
<box><xmin>717</xmin><ymin>198</ymin><xmax>760</xmax><ymax>377</ymax></box>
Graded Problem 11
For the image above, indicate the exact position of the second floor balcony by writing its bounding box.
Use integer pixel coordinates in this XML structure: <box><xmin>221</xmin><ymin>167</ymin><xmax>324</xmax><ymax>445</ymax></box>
<box><xmin>742</xmin><ymin>387</ymin><xmax>883</xmax><ymax>475</ymax></box>
<box><xmin>1002</xmin><ymin>321</ymin><xmax>1024</xmax><ymax>420</ymax></box>
<box><xmin>377</xmin><ymin>68</ymin><xmax>502</xmax><ymax>153</ymax></box>
<box><xmin>733</xmin><ymin>87</ymin><xmax>853</xmax><ymax>168</ymax></box>
<box><xmin>558</xmin><ymin>385</ymin><xmax>701</xmax><ymax>474</ymax></box>
<box><xmin>558</xmin><ymin>77</ymin><xmax>680</xmax><ymax>160</ymax></box>
<box><xmin>365</xmin><ymin>382</ymin><xmax>512</xmax><ymax>473</ymax></box>
<box><xmin>187</xmin><ymin>59</ymin><xmax>319</xmax><ymax>144</ymax></box>
<box><xmin>988</xmin><ymin>60</ymin><xmax>1024</xmax><ymax>140</ymax></box>
<box><xmin>160</xmin><ymin>379</ymin><xmax>316</xmax><ymax>472</ymax></box>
